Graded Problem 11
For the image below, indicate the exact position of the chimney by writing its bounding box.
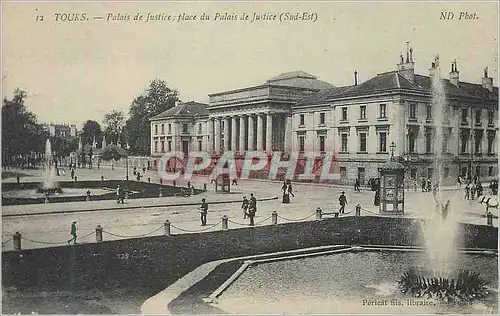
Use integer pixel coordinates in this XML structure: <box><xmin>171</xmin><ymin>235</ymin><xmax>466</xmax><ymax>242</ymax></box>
<box><xmin>482</xmin><ymin>66</ymin><xmax>494</xmax><ymax>92</ymax></box>
<box><xmin>354</xmin><ymin>70</ymin><xmax>358</xmax><ymax>86</ymax></box>
<box><xmin>397</xmin><ymin>41</ymin><xmax>415</xmax><ymax>83</ymax></box>
<box><xmin>449</xmin><ymin>59</ymin><xmax>459</xmax><ymax>87</ymax></box>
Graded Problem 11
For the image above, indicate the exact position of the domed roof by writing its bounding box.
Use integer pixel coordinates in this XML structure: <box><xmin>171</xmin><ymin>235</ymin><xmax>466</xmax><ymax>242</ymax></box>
<box><xmin>266</xmin><ymin>70</ymin><xmax>335</xmax><ymax>90</ymax></box>
<box><xmin>380</xmin><ymin>160</ymin><xmax>405</xmax><ymax>170</ymax></box>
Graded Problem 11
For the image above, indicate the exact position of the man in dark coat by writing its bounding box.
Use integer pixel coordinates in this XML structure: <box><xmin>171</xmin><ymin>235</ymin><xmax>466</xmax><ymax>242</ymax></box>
<box><xmin>248</xmin><ymin>196</ymin><xmax>256</xmax><ymax>226</ymax></box>
<box><xmin>68</xmin><ymin>221</ymin><xmax>77</xmax><ymax>244</ymax></box>
<box><xmin>339</xmin><ymin>191</ymin><xmax>348</xmax><ymax>214</ymax></box>
<box><xmin>200</xmin><ymin>198</ymin><xmax>209</xmax><ymax>226</ymax></box>
<box><xmin>250</xmin><ymin>193</ymin><xmax>257</xmax><ymax>212</ymax></box>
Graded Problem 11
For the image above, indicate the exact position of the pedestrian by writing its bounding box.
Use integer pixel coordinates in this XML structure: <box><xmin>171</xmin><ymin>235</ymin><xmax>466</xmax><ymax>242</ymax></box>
<box><xmin>470</xmin><ymin>185</ymin><xmax>476</xmax><ymax>200</ymax></box>
<box><xmin>248</xmin><ymin>196</ymin><xmax>257</xmax><ymax>226</ymax></box>
<box><xmin>200</xmin><ymin>198</ymin><xmax>209</xmax><ymax>226</ymax></box>
<box><xmin>465</xmin><ymin>184</ymin><xmax>470</xmax><ymax>200</ymax></box>
<box><xmin>477</xmin><ymin>183</ymin><xmax>483</xmax><ymax>197</ymax></box>
<box><xmin>250</xmin><ymin>193</ymin><xmax>257</xmax><ymax>212</ymax></box>
<box><xmin>116</xmin><ymin>185</ymin><xmax>121</xmax><ymax>203</ymax></box>
<box><xmin>426</xmin><ymin>179</ymin><xmax>432</xmax><ymax>192</ymax></box>
<box><xmin>241</xmin><ymin>196</ymin><xmax>249</xmax><ymax>219</ymax></box>
<box><xmin>133</xmin><ymin>167</ymin><xmax>137</xmax><ymax>175</ymax></box>
<box><xmin>287</xmin><ymin>182</ymin><xmax>295</xmax><ymax>197</ymax></box>
<box><xmin>374</xmin><ymin>190</ymin><xmax>380</xmax><ymax>206</ymax></box>
<box><xmin>281</xmin><ymin>181</ymin><xmax>287</xmax><ymax>195</ymax></box>
<box><xmin>68</xmin><ymin>221</ymin><xmax>77</xmax><ymax>244</ymax></box>
<box><xmin>421</xmin><ymin>179</ymin><xmax>426</xmax><ymax>192</ymax></box>
<box><xmin>354</xmin><ymin>179</ymin><xmax>360</xmax><ymax>192</ymax></box>
<box><xmin>117</xmin><ymin>185</ymin><xmax>125</xmax><ymax>204</ymax></box>
<box><xmin>142</xmin><ymin>167</ymin><xmax>146</xmax><ymax>174</ymax></box>
<box><xmin>70</xmin><ymin>168</ymin><xmax>75</xmax><ymax>179</ymax></box>
<box><xmin>338</xmin><ymin>191</ymin><xmax>348</xmax><ymax>214</ymax></box>
<box><xmin>136</xmin><ymin>172</ymin><xmax>141</xmax><ymax>182</ymax></box>
<box><xmin>457</xmin><ymin>176</ymin><xmax>462</xmax><ymax>187</ymax></box>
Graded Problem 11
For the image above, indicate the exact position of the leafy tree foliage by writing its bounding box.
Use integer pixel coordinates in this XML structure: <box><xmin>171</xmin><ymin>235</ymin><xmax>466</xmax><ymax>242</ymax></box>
<box><xmin>125</xmin><ymin>79</ymin><xmax>180</xmax><ymax>155</ymax></box>
<box><xmin>82</xmin><ymin>120</ymin><xmax>103</xmax><ymax>147</ymax></box>
<box><xmin>2</xmin><ymin>89</ymin><xmax>47</xmax><ymax>167</ymax></box>
<box><xmin>103</xmin><ymin>110</ymin><xmax>125</xmax><ymax>146</ymax></box>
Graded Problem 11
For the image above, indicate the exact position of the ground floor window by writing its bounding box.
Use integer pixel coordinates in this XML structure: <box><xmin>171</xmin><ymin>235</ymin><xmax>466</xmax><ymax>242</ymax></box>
<box><xmin>475</xmin><ymin>166</ymin><xmax>481</xmax><ymax>177</ymax></box>
<box><xmin>444</xmin><ymin>167</ymin><xmax>450</xmax><ymax>178</ymax></box>
<box><xmin>410</xmin><ymin>168</ymin><xmax>417</xmax><ymax>180</ymax></box>
<box><xmin>488</xmin><ymin>166</ymin><xmax>494</xmax><ymax>176</ymax></box>
<box><xmin>461</xmin><ymin>167</ymin><xmax>467</xmax><ymax>177</ymax></box>
<box><xmin>340</xmin><ymin>166</ymin><xmax>347</xmax><ymax>178</ymax></box>
<box><xmin>427</xmin><ymin>168</ymin><xmax>433</xmax><ymax>179</ymax></box>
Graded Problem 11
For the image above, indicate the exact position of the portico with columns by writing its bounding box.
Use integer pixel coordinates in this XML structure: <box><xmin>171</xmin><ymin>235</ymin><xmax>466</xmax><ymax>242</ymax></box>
<box><xmin>209</xmin><ymin>111</ymin><xmax>290</xmax><ymax>155</ymax></box>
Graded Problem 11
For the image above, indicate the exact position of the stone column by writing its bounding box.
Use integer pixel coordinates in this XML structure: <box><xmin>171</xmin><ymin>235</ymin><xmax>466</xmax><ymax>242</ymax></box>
<box><xmin>231</xmin><ymin>116</ymin><xmax>237</xmax><ymax>152</ymax></box>
<box><xmin>248</xmin><ymin>115</ymin><xmax>255</xmax><ymax>151</ymax></box>
<box><xmin>207</xmin><ymin>119</ymin><xmax>213</xmax><ymax>153</ymax></box>
<box><xmin>257</xmin><ymin>114</ymin><xmax>264</xmax><ymax>151</ymax></box>
<box><xmin>284</xmin><ymin>114</ymin><xmax>292</xmax><ymax>153</ymax></box>
<box><xmin>266</xmin><ymin>113</ymin><xmax>273</xmax><ymax>152</ymax></box>
<box><xmin>239</xmin><ymin>115</ymin><xmax>246</xmax><ymax>153</ymax></box>
<box><xmin>224</xmin><ymin>117</ymin><xmax>230</xmax><ymax>152</ymax></box>
<box><xmin>214</xmin><ymin>118</ymin><xmax>221</xmax><ymax>154</ymax></box>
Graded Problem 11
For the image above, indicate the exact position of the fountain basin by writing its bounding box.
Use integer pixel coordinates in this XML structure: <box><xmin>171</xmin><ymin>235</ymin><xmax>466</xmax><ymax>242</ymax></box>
<box><xmin>169</xmin><ymin>247</ymin><xmax>498</xmax><ymax>314</ymax></box>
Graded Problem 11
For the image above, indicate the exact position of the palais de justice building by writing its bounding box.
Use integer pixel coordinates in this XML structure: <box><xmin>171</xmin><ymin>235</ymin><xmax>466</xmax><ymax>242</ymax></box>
<box><xmin>150</xmin><ymin>46</ymin><xmax>498</xmax><ymax>184</ymax></box>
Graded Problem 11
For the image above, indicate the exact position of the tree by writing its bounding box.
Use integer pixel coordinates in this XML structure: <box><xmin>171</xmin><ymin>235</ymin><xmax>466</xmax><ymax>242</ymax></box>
<box><xmin>2</xmin><ymin>89</ymin><xmax>47</xmax><ymax>168</ymax></box>
<box><xmin>82</xmin><ymin>120</ymin><xmax>103</xmax><ymax>147</ymax></box>
<box><xmin>124</xmin><ymin>79</ymin><xmax>180</xmax><ymax>155</ymax></box>
<box><xmin>103</xmin><ymin>110</ymin><xmax>125</xmax><ymax>146</ymax></box>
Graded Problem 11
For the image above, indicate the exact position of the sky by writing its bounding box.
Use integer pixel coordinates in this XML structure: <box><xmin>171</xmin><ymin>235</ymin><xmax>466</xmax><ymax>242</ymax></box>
<box><xmin>2</xmin><ymin>1</ymin><xmax>498</xmax><ymax>128</ymax></box>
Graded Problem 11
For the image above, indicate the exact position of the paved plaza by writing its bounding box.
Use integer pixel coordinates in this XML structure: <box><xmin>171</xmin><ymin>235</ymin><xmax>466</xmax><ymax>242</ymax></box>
<box><xmin>2</xmin><ymin>166</ymin><xmax>497</xmax><ymax>251</ymax></box>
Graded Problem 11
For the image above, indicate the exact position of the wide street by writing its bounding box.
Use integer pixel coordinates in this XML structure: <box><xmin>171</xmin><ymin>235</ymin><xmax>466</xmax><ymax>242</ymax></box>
<box><xmin>2</xmin><ymin>165</ymin><xmax>497</xmax><ymax>251</ymax></box>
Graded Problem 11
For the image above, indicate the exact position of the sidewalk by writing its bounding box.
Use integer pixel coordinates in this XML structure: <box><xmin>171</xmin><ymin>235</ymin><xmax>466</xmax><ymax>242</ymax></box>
<box><xmin>2</xmin><ymin>194</ymin><xmax>278</xmax><ymax>217</ymax></box>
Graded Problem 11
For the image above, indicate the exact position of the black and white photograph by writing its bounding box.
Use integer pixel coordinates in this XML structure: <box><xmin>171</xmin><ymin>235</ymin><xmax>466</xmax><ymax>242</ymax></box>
<box><xmin>1</xmin><ymin>1</ymin><xmax>498</xmax><ymax>314</ymax></box>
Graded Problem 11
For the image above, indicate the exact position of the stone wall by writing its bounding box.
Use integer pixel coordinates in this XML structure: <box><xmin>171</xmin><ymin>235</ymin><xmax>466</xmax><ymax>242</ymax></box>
<box><xmin>2</xmin><ymin>217</ymin><xmax>497</xmax><ymax>297</ymax></box>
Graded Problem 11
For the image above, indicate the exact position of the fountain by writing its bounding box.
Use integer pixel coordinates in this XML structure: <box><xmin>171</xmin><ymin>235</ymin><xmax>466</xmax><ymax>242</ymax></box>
<box><xmin>400</xmin><ymin>56</ymin><xmax>489</xmax><ymax>304</ymax></box>
<box><xmin>36</xmin><ymin>139</ymin><xmax>62</xmax><ymax>195</ymax></box>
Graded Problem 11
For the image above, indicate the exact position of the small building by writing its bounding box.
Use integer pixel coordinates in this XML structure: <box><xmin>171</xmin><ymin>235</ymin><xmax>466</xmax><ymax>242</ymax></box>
<box><xmin>150</xmin><ymin>101</ymin><xmax>209</xmax><ymax>168</ymax></box>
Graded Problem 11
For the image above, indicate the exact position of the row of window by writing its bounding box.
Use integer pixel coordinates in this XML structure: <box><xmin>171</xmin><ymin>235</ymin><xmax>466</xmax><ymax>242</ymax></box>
<box><xmin>409</xmin><ymin>104</ymin><xmax>494</xmax><ymax>125</ymax></box>
<box><xmin>297</xmin><ymin>105</ymin><xmax>495</xmax><ymax>127</ymax></box>
<box><xmin>296</xmin><ymin>130</ymin><xmax>496</xmax><ymax>154</ymax></box>
<box><xmin>338</xmin><ymin>165</ymin><xmax>496</xmax><ymax>180</ymax></box>
<box><xmin>154</xmin><ymin>123</ymin><xmax>204</xmax><ymax>135</ymax></box>
<box><xmin>298</xmin><ymin>104</ymin><xmax>388</xmax><ymax>126</ymax></box>
<box><xmin>153</xmin><ymin>139</ymin><xmax>205</xmax><ymax>152</ymax></box>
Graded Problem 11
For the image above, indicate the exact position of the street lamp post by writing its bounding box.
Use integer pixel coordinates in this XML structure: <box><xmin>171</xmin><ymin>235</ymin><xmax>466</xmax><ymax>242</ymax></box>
<box><xmin>389</xmin><ymin>141</ymin><xmax>396</xmax><ymax>160</ymax></box>
<box><xmin>125</xmin><ymin>143</ymin><xmax>130</xmax><ymax>181</ymax></box>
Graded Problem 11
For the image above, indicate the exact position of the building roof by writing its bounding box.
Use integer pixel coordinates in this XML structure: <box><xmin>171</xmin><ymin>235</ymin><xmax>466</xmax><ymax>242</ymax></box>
<box><xmin>298</xmin><ymin>70</ymin><xmax>498</xmax><ymax>106</ymax></box>
<box><xmin>266</xmin><ymin>70</ymin><xmax>335</xmax><ymax>90</ymax></box>
<box><xmin>150</xmin><ymin>101</ymin><xmax>209</xmax><ymax>120</ymax></box>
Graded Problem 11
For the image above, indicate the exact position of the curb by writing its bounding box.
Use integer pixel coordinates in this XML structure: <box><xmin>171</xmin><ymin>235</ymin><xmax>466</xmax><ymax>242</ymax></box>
<box><xmin>2</xmin><ymin>196</ymin><xmax>279</xmax><ymax>218</ymax></box>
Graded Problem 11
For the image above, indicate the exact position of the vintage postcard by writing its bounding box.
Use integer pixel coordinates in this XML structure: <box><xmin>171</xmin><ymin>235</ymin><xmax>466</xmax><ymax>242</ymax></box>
<box><xmin>2</xmin><ymin>0</ymin><xmax>498</xmax><ymax>315</ymax></box>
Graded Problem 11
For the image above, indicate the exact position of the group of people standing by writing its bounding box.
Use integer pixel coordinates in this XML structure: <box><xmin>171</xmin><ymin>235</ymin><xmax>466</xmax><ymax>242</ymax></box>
<box><xmin>241</xmin><ymin>193</ymin><xmax>258</xmax><ymax>225</ymax></box>
<box><xmin>464</xmin><ymin>180</ymin><xmax>484</xmax><ymax>200</ymax></box>
<box><xmin>199</xmin><ymin>193</ymin><xmax>258</xmax><ymax>227</ymax></box>
<box><xmin>421</xmin><ymin>178</ymin><xmax>439</xmax><ymax>193</ymax></box>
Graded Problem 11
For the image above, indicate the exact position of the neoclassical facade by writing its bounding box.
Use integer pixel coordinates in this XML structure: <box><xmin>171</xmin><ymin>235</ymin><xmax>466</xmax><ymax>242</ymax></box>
<box><xmin>150</xmin><ymin>47</ymin><xmax>498</xmax><ymax>184</ymax></box>
<box><xmin>207</xmin><ymin>71</ymin><xmax>335</xmax><ymax>155</ymax></box>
